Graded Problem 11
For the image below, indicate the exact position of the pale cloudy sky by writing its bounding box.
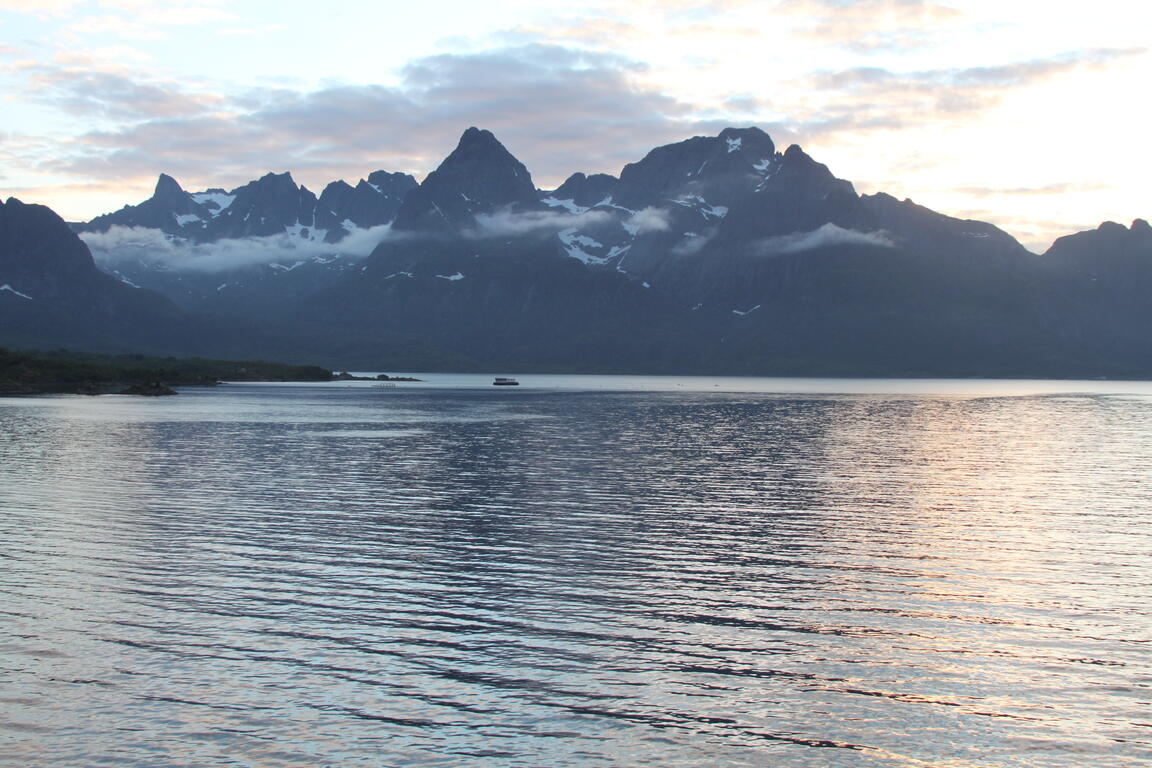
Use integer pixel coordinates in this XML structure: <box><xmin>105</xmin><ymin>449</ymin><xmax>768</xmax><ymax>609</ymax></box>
<box><xmin>0</xmin><ymin>0</ymin><xmax>1147</xmax><ymax>250</ymax></box>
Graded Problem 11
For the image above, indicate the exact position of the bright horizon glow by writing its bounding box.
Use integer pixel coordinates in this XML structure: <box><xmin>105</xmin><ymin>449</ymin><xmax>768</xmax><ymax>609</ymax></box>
<box><xmin>1</xmin><ymin>0</ymin><xmax>1148</xmax><ymax>251</ymax></box>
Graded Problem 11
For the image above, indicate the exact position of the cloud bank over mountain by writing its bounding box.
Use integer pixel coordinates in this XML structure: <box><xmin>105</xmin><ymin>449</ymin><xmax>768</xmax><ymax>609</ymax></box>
<box><xmin>2</xmin><ymin>1</ymin><xmax>1148</xmax><ymax>251</ymax></box>
<box><xmin>754</xmin><ymin>224</ymin><xmax>896</xmax><ymax>255</ymax></box>
<box><xmin>80</xmin><ymin>224</ymin><xmax>391</xmax><ymax>273</ymax></box>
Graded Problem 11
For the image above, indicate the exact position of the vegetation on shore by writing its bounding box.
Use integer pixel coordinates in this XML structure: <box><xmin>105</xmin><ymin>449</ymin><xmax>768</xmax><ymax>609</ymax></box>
<box><xmin>0</xmin><ymin>348</ymin><xmax>341</xmax><ymax>395</ymax></box>
<box><xmin>332</xmin><ymin>371</ymin><xmax>421</xmax><ymax>382</ymax></box>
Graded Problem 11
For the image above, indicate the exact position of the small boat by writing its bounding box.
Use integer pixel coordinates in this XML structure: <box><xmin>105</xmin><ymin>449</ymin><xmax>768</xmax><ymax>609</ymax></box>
<box><xmin>493</xmin><ymin>377</ymin><xmax>519</xmax><ymax>386</ymax></box>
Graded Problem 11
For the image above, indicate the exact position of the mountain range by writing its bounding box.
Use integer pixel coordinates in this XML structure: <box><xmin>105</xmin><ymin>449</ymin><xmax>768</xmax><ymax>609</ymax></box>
<box><xmin>3</xmin><ymin>126</ymin><xmax>1150</xmax><ymax>377</ymax></box>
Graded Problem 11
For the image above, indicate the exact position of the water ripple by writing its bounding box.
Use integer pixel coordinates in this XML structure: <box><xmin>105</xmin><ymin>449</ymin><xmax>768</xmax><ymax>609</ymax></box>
<box><xmin>1</xmin><ymin>383</ymin><xmax>1150</xmax><ymax>766</ymax></box>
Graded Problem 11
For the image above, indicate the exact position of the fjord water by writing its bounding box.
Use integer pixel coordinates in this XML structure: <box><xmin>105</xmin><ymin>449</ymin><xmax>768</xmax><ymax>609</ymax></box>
<box><xmin>1</xmin><ymin>377</ymin><xmax>1150</xmax><ymax>767</ymax></box>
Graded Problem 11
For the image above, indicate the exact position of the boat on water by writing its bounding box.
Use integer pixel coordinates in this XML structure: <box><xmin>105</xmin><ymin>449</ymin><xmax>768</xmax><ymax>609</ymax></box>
<box><xmin>493</xmin><ymin>377</ymin><xmax>519</xmax><ymax>386</ymax></box>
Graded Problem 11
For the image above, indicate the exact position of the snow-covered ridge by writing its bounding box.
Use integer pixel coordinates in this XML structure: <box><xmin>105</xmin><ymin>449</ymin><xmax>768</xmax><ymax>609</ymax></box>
<box><xmin>269</xmin><ymin>261</ymin><xmax>307</xmax><ymax>272</ymax></box>
<box><xmin>541</xmin><ymin>197</ymin><xmax>590</xmax><ymax>214</ymax></box>
<box><xmin>559</xmin><ymin>228</ymin><xmax>610</xmax><ymax>264</ymax></box>
<box><xmin>671</xmin><ymin>194</ymin><xmax>728</xmax><ymax>220</ymax></box>
<box><xmin>191</xmin><ymin>191</ymin><xmax>236</xmax><ymax>213</ymax></box>
<box><xmin>0</xmin><ymin>284</ymin><xmax>34</xmax><ymax>300</ymax></box>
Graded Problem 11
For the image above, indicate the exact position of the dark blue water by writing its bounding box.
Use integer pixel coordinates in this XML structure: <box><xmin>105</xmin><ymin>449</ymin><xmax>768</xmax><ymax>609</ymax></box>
<box><xmin>1</xmin><ymin>378</ymin><xmax>1150</xmax><ymax>766</ymax></box>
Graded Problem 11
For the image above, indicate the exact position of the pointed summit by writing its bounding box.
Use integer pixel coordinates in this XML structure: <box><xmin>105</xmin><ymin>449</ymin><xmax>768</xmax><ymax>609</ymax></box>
<box><xmin>147</xmin><ymin>173</ymin><xmax>203</xmax><ymax>216</ymax></box>
<box><xmin>393</xmin><ymin>127</ymin><xmax>539</xmax><ymax>232</ymax></box>
<box><xmin>153</xmin><ymin>173</ymin><xmax>186</xmax><ymax>200</ymax></box>
<box><xmin>80</xmin><ymin>172</ymin><xmax>204</xmax><ymax>234</ymax></box>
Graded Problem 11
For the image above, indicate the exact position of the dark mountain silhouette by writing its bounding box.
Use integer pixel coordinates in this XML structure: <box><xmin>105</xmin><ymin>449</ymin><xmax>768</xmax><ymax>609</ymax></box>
<box><xmin>80</xmin><ymin>168</ymin><xmax>417</xmax><ymax>244</ymax></box>
<box><xmin>392</xmin><ymin>127</ymin><xmax>540</xmax><ymax>232</ymax></box>
<box><xmin>0</xmin><ymin>197</ymin><xmax>289</xmax><ymax>359</ymax></box>
<box><xmin>13</xmin><ymin>126</ymin><xmax>1148</xmax><ymax>376</ymax></box>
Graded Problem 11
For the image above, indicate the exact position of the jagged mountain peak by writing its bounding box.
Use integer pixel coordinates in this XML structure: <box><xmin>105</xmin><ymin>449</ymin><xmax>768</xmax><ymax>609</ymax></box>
<box><xmin>153</xmin><ymin>173</ymin><xmax>186</xmax><ymax>199</ymax></box>
<box><xmin>313</xmin><ymin>172</ymin><xmax>415</xmax><ymax>235</ymax></box>
<box><xmin>367</xmin><ymin>170</ymin><xmax>416</xmax><ymax>192</ymax></box>
<box><xmin>1047</xmin><ymin>217</ymin><xmax>1152</xmax><ymax>257</ymax></box>
<box><xmin>443</xmin><ymin>127</ymin><xmax>533</xmax><ymax>181</ymax></box>
<box><xmin>457</xmin><ymin>126</ymin><xmax>499</xmax><ymax>149</ymax></box>
<box><xmin>717</xmin><ymin>126</ymin><xmax>776</xmax><ymax>154</ymax></box>
<box><xmin>611</xmin><ymin>127</ymin><xmax>780</xmax><ymax>211</ymax></box>
<box><xmin>245</xmin><ymin>171</ymin><xmax>299</xmax><ymax>193</ymax></box>
<box><xmin>322</xmin><ymin>179</ymin><xmax>354</xmax><ymax>196</ymax></box>
<box><xmin>545</xmin><ymin>172</ymin><xmax>618</xmax><ymax>210</ymax></box>
<box><xmin>392</xmin><ymin>127</ymin><xmax>538</xmax><ymax>232</ymax></box>
<box><xmin>771</xmin><ymin>143</ymin><xmax>854</xmax><ymax>193</ymax></box>
<box><xmin>81</xmin><ymin>173</ymin><xmax>204</xmax><ymax>234</ymax></box>
<box><xmin>1094</xmin><ymin>219</ymin><xmax>1151</xmax><ymax>236</ymax></box>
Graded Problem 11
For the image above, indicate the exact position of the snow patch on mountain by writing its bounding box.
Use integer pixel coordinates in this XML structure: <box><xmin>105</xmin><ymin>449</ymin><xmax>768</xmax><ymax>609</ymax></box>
<box><xmin>727</xmin><ymin>137</ymin><xmax>742</xmax><ymax>153</ymax></box>
<box><xmin>541</xmin><ymin>197</ymin><xmax>590</xmax><ymax>214</ymax></box>
<box><xmin>672</xmin><ymin>195</ymin><xmax>728</xmax><ymax>219</ymax></box>
<box><xmin>559</xmin><ymin>228</ymin><xmax>609</xmax><ymax>264</ymax></box>
<box><xmin>437</xmin><ymin>272</ymin><xmax>465</xmax><ymax>281</ymax></box>
<box><xmin>593</xmin><ymin>198</ymin><xmax>635</xmax><ymax>214</ymax></box>
<box><xmin>191</xmin><ymin>191</ymin><xmax>235</xmax><ymax>213</ymax></box>
<box><xmin>0</xmin><ymin>284</ymin><xmax>34</xmax><ymax>300</ymax></box>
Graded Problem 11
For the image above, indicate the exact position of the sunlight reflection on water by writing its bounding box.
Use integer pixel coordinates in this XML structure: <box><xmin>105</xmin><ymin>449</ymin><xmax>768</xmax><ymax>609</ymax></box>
<box><xmin>1</xmin><ymin>379</ymin><xmax>1150</xmax><ymax>767</ymax></box>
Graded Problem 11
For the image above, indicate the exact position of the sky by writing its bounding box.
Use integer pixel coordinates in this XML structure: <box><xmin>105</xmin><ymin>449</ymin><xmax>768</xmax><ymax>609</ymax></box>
<box><xmin>0</xmin><ymin>0</ymin><xmax>1148</xmax><ymax>251</ymax></box>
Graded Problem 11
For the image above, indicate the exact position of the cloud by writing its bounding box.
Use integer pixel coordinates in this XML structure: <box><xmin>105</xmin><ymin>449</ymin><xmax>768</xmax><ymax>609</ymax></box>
<box><xmin>0</xmin><ymin>0</ymin><xmax>81</xmax><ymax>16</ymax></box>
<box><xmin>783</xmin><ymin>0</ymin><xmax>964</xmax><ymax>53</ymax></box>
<box><xmin>815</xmin><ymin>48</ymin><xmax>1145</xmax><ymax>92</ymax></box>
<box><xmin>80</xmin><ymin>223</ymin><xmax>391</xmax><ymax>274</ymax></box>
<box><xmin>953</xmin><ymin>183</ymin><xmax>1111</xmax><ymax>198</ymax></box>
<box><xmin>469</xmin><ymin>208</ymin><xmax>612</xmax><ymax>238</ymax></box>
<box><xmin>671</xmin><ymin>230</ymin><xmax>715</xmax><ymax>256</ymax></box>
<box><xmin>15</xmin><ymin>43</ymin><xmax>724</xmax><ymax>202</ymax></box>
<box><xmin>514</xmin><ymin>1</ymin><xmax>961</xmax><ymax>59</ymax></box>
<box><xmin>1</xmin><ymin>0</ymin><xmax>232</xmax><ymax>27</ymax></box>
<box><xmin>754</xmin><ymin>223</ymin><xmax>895</xmax><ymax>254</ymax></box>
<box><xmin>626</xmin><ymin>206</ymin><xmax>672</xmax><ymax>234</ymax></box>
<box><xmin>16</xmin><ymin>56</ymin><xmax>221</xmax><ymax>121</ymax></box>
<box><xmin>790</xmin><ymin>47</ymin><xmax>1148</xmax><ymax>140</ymax></box>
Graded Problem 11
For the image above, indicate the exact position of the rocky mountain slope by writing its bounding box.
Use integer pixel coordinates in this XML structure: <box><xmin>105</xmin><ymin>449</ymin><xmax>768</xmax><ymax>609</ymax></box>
<box><xmin>1</xmin><ymin>197</ymin><xmax>289</xmax><ymax>358</ymax></box>
<box><xmin>8</xmin><ymin>126</ymin><xmax>1148</xmax><ymax>376</ymax></box>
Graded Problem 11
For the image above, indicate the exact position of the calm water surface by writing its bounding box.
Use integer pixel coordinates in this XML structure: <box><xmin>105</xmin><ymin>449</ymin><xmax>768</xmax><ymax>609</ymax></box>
<box><xmin>1</xmin><ymin>376</ymin><xmax>1150</xmax><ymax>766</ymax></box>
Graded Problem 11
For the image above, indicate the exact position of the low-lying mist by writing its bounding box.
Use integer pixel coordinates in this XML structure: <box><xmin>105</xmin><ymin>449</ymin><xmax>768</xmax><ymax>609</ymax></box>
<box><xmin>81</xmin><ymin>224</ymin><xmax>393</xmax><ymax>273</ymax></box>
